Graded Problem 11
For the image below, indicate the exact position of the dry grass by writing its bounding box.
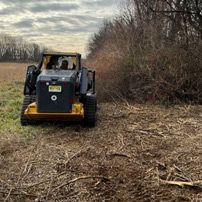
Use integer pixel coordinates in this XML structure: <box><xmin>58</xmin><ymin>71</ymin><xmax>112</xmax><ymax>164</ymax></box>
<box><xmin>0</xmin><ymin>63</ymin><xmax>41</xmax><ymax>136</ymax></box>
<box><xmin>0</xmin><ymin>63</ymin><xmax>27</xmax><ymax>83</ymax></box>
<box><xmin>0</xmin><ymin>63</ymin><xmax>202</xmax><ymax>201</ymax></box>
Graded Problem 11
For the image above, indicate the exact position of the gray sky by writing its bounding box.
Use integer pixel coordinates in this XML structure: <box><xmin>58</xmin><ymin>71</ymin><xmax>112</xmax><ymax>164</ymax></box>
<box><xmin>0</xmin><ymin>0</ymin><xmax>119</xmax><ymax>55</ymax></box>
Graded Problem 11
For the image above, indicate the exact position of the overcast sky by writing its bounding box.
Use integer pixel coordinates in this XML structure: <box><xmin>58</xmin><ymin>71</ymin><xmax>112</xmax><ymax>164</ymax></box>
<box><xmin>0</xmin><ymin>0</ymin><xmax>120</xmax><ymax>55</ymax></box>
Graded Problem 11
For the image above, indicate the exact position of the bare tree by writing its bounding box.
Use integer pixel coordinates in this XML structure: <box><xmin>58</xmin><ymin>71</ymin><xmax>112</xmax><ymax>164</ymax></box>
<box><xmin>0</xmin><ymin>34</ymin><xmax>42</xmax><ymax>62</ymax></box>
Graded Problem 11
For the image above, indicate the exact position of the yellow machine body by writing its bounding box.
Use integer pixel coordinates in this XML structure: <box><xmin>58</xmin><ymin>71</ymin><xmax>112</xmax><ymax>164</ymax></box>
<box><xmin>24</xmin><ymin>101</ymin><xmax>84</xmax><ymax>121</ymax></box>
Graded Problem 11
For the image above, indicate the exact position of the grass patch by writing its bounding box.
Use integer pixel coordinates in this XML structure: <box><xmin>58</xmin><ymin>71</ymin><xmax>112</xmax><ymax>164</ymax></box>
<box><xmin>0</xmin><ymin>81</ymin><xmax>40</xmax><ymax>137</ymax></box>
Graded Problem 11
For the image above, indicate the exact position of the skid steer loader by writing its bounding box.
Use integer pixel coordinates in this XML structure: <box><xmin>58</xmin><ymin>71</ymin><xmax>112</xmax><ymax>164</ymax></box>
<box><xmin>20</xmin><ymin>52</ymin><xmax>97</xmax><ymax>126</ymax></box>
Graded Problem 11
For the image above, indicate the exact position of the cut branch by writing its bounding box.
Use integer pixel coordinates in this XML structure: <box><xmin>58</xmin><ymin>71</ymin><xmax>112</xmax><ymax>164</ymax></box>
<box><xmin>160</xmin><ymin>179</ymin><xmax>202</xmax><ymax>188</ymax></box>
<box><xmin>52</xmin><ymin>176</ymin><xmax>110</xmax><ymax>192</ymax></box>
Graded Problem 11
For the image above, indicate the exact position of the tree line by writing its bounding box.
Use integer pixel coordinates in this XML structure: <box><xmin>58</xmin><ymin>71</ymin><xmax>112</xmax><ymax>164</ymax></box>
<box><xmin>0</xmin><ymin>34</ymin><xmax>42</xmax><ymax>62</ymax></box>
<box><xmin>87</xmin><ymin>0</ymin><xmax>202</xmax><ymax>103</ymax></box>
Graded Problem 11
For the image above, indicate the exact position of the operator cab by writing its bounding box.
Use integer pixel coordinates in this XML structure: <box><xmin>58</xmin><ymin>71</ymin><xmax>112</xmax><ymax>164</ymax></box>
<box><xmin>40</xmin><ymin>52</ymin><xmax>81</xmax><ymax>71</ymax></box>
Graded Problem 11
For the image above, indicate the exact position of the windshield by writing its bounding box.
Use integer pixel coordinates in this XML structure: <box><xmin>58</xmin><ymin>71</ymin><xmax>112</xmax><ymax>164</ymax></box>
<box><xmin>43</xmin><ymin>55</ymin><xmax>77</xmax><ymax>70</ymax></box>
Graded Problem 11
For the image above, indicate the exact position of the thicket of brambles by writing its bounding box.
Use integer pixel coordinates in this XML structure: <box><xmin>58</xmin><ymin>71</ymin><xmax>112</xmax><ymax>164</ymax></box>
<box><xmin>0</xmin><ymin>34</ymin><xmax>41</xmax><ymax>62</ymax></box>
<box><xmin>87</xmin><ymin>0</ymin><xmax>202</xmax><ymax>103</ymax></box>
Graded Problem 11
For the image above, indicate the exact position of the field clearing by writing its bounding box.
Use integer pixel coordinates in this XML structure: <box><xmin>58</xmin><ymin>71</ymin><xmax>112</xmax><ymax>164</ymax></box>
<box><xmin>0</xmin><ymin>63</ymin><xmax>202</xmax><ymax>201</ymax></box>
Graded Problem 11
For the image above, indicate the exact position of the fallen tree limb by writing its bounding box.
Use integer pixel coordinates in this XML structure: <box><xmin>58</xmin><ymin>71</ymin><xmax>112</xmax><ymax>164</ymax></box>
<box><xmin>52</xmin><ymin>176</ymin><xmax>110</xmax><ymax>192</ymax></box>
<box><xmin>26</xmin><ymin>171</ymin><xmax>67</xmax><ymax>188</ymax></box>
<box><xmin>109</xmin><ymin>152</ymin><xmax>131</xmax><ymax>158</ymax></box>
<box><xmin>160</xmin><ymin>179</ymin><xmax>202</xmax><ymax>188</ymax></box>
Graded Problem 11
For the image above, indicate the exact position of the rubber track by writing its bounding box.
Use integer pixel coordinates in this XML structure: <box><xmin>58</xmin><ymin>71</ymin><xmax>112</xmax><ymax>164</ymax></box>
<box><xmin>83</xmin><ymin>95</ymin><xmax>97</xmax><ymax>127</ymax></box>
<box><xmin>20</xmin><ymin>95</ymin><xmax>36</xmax><ymax>126</ymax></box>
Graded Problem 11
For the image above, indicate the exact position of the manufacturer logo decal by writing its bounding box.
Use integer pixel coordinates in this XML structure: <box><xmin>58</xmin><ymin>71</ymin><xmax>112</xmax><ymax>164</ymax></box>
<box><xmin>51</xmin><ymin>95</ymin><xmax>57</xmax><ymax>101</ymax></box>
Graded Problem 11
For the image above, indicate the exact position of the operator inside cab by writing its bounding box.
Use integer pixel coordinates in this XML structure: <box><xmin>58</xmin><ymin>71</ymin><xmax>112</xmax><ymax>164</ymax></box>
<box><xmin>59</xmin><ymin>57</ymin><xmax>76</xmax><ymax>70</ymax></box>
<box><xmin>46</xmin><ymin>56</ymin><xmax>77</xmax><ymax>70</ymax></box>
<box><xmin>46</xmin><ymin>56</ymin><xmax>58</xmax><ymax>70</ymax></box>
<box><xmin>60</xmin><ymin>60</ymin><xmax>69</xmax><ymax>70</ymax></box>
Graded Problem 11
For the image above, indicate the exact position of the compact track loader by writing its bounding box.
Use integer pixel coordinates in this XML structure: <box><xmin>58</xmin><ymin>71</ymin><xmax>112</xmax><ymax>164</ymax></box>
<box><xmin>20</xmin><ymin>52</ymin><xmax>97</xmax><ymax>126</ymax></box>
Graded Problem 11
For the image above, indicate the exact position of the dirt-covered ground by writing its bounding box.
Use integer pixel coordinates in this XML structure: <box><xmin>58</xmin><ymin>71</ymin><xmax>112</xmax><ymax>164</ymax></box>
<box><xmin>0</xmin><ymin>64</ymin><xmax>202</xmax><ymax>201</ymax></box>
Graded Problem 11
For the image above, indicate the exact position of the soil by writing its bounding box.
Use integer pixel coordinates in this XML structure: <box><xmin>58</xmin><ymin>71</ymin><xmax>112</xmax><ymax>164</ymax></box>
<box><xmin>0</xmin><ymin>102</ymin><xmax>202</xmax><ymax>202</ymax></box>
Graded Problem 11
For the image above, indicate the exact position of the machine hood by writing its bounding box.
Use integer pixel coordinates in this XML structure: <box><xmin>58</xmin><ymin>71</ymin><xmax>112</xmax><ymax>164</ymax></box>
<box><xmin>37</xmin><ymin>70</ymin><xmax>78</xmax><ymax>83</ymax></box>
